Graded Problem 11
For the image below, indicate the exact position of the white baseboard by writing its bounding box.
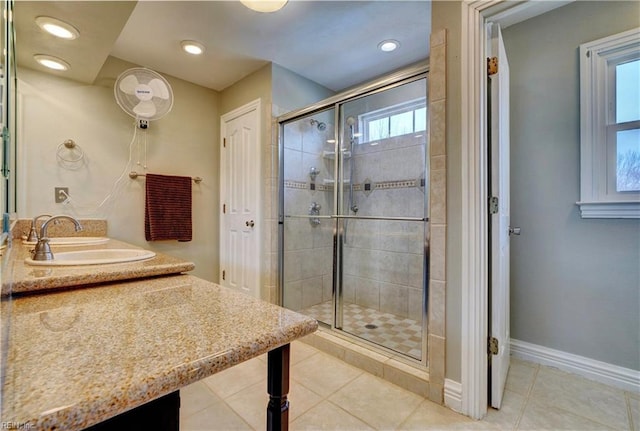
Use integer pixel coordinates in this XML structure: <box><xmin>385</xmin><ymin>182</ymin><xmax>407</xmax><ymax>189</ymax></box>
<box><xmin>444</xmin><ymin>378</ymin><xmax>463</xmax><ymax>413</ymax></box>
<box><xmin>510</xmin><ymin>339</ymin><xmax>640</xmax><ymax>393</ymax></box>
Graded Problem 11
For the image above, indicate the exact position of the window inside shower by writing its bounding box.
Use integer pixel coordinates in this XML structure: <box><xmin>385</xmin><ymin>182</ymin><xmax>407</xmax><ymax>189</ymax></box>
<box><xmin>279</xmin><ymin>72</ymin><xmax>428</xmax><ymax>363</ymax></box>
<box><xmin>360</xmin><ymin>98</ymin><xmax>427</xmax><ymax>143</ymax></box>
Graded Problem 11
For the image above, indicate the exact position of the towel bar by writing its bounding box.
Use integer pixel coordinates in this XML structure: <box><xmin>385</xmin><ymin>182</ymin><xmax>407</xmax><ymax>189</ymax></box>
<box><xmin>129</xmin><ymin>171</ymin><xmax>202</xmax><ymax>184</ymax></box>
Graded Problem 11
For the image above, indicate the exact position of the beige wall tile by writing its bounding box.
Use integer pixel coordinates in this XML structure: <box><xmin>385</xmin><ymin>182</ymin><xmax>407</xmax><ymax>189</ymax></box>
<box><xmin>429</xmin><ymin>224</ymin><xmax>447</xmax><ymax>282</ymax></box>
<box><xmin>431</xmin><ymin>154</ymin><xmax>446</xmax><ymax>171</ymax></box>
<box><xmin>430</xmin><ymin>168</ymin><xmax>447</xmax><ymax>224</ymax></box>
<box><xmin>430</xmin><ymin>29</ymin><xmax>446</xmax><ymax>48</ymax></box>
<box><xmin>428</xmin><ymin>280</ymin><xmax>446</xmax><ymax>338</ymax></box>
<box><xmin>426</xmin><ymin>27</ymin><xmax>447</xmax><ymax>407</ymax></box>
<box><xmin>428</xmin><ymin>334</ymin><xmax>445</xmax><ymax>386</ymax></box>
<box><xmin>429</xmin><ymin>99</ymin><xmax>446</xmax><ymax>157</ymax></box>
<box><xmin>429</xmin><ymin>382</ymin><xmax>444</xmax><ymax>405</ymax></box>
<box><xmin>429</xmin><ymin>44</ymin><xmax>446</xmax><ymax>101</ymax></box>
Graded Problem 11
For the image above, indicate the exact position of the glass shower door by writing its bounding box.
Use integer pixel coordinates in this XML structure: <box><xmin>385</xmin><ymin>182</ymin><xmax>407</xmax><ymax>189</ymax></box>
<box><xmin>335</xmin><ymin>77</ymin><xmax>428</xmax><ymax>360</ymax></box>
<box><xmin>281</xmin><ymin>108</ymin><xmax>336</xmax><ymax>326</ymax></box>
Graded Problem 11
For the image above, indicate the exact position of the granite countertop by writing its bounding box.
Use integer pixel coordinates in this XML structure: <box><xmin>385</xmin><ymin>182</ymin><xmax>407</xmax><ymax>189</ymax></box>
<box><xmin>1</xmin><ymin>274</ymin><xmax>318</xmax><ymax>430</ymax></box>
<box><xmin>4</xmin><ymin>238</ymin><xmax>195</xmax><ymax>295</ymax></box>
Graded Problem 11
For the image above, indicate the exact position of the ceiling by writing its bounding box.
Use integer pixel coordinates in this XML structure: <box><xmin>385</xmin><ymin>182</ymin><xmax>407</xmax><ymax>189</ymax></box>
<box><xmin>14</xmin><ymin>1</ymin><xmax>431</xmax><ymax>93</ymax></box>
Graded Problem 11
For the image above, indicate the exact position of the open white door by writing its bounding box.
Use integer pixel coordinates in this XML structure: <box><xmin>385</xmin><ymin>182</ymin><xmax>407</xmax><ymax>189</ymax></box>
<box><xmin>489</xmin><ymin>23</ymin><xmax>511</xmax><ymax>409</ymax></box>
<box><xmin>220</xmin><ymin>99</ymin><xmax>261</xmax><ymax>298</ymax></box>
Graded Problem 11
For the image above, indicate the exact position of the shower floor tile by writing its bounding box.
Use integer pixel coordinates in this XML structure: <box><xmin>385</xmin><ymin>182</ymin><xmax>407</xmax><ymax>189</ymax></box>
<box><xmin>300</xmin><ymin>301</ymin><xmax>423</xmax><ymax>359</ymax></box>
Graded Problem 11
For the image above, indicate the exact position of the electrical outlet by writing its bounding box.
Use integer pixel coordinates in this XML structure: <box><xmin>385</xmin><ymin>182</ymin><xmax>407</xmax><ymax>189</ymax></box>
<box><xmin>55</xmin><ymin>187</ymin><xmax>69</xmax><ymax>203</ymax></box>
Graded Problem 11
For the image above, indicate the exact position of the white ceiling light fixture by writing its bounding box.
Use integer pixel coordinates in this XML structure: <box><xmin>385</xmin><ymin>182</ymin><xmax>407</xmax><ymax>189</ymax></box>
<box><xmin>34</xmin><ymin>54</ymin><xmax>70</xmax><ymax>71</ymax></box>
<box><xmin>378</xmin><ymin>39</ymin><xmax>400</xmax><ymax>52</ymax></box>
<box><xmin>181</xmin><ymin>40</ymin><xmax>205</xmax><ymax>55</ymax></box>
<box><xmin>240</xmin><ymin>0</ymin><xmax>288</xmax><ymax>13</ymax></box>
<box><xmin>35</xmin><ymin>16</ymin><xmax>79</xmax><ymax>40</ymax></box>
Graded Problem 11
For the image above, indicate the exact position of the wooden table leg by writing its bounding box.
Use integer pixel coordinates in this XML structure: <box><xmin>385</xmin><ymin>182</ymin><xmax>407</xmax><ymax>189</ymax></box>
<box><xmin>267</xmin><ymin>343</ymin><xmax>290</xmax><ymax>431</ymax></box>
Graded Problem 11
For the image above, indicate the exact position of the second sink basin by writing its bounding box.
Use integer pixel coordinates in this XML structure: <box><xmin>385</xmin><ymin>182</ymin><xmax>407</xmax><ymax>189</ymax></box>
<box><xmin>25</xmin><ymin>248</ymin><xmax>156</xmax><ymax>266</ymax></box>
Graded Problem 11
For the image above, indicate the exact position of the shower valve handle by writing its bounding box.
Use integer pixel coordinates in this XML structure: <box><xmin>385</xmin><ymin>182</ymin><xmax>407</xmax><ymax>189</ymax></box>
<box><xmin>246</xmin><ymin>220</ymin><xmax>255</xmax><ymax>228</ymax></box>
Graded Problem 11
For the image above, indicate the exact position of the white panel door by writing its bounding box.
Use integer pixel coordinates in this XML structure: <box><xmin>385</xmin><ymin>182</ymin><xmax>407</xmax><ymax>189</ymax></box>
<box><xmin>220</xmin><ymin>99</ymin><xmax>261</xmax><ymax>297</ymax></box>
<box><xmin>489</xmin><ymin>23</ymin><xmax>511</xmax><ymax>409</ymax></box>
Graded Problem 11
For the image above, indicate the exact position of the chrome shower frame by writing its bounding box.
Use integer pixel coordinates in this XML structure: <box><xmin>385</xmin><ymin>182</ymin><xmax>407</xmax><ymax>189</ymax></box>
<box><xmin>277</xmin><ymin>62</ymin><xmax>430</xmax><ymax>366</ymax></box>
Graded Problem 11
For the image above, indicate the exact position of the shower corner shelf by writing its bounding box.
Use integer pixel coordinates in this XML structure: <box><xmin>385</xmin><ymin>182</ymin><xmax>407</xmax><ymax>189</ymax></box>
<box><xmin>322</xmin><ymin>150</ymin><xmax>351</xmax><ymax>160</ymax></box>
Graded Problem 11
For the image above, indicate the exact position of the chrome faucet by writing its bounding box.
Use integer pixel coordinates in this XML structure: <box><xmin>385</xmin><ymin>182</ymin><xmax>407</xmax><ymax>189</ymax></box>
<box><xmin>32</xmin><ymin>215</ymin><xmax>83</xmax><ymax>261</ymax></box>
<box><xmin>26</xmin><ymin>214</ymin><xmax>52</xmax><ymax>243</ymax></box>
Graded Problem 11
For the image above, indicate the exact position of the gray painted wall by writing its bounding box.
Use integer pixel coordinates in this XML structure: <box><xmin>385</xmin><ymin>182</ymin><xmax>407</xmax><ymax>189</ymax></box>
<box><xmin>503</xmin><ymin>1</ymin><xmax>640</xmax><ymax>371</ymax></box>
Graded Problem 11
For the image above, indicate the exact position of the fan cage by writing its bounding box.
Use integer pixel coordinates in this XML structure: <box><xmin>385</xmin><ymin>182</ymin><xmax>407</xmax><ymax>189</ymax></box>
<box><xmin>114</xmin><ymin>67</ymin><xmax>174</xmax><ymax>121</ymax></box>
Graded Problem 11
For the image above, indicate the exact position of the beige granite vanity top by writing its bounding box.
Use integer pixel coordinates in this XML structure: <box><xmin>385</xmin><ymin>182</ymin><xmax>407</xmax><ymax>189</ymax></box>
<box><xmin>1</xmin><ymin>274</ymin><xmax>318</xmax><ymax>430</ymax></box>
<box><xmin>4</xmin><ymin>238</ymin><xmax>195</xmax><ymax>295</ymax></box>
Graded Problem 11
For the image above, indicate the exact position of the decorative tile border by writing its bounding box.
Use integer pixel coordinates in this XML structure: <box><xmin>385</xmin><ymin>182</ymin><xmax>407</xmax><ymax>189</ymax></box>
<box><xmin>284</xmin><ymin>178</ymin><xmax>424</xmax><ymax>194</ymax></box>
<box><xmin>375</xmin><ymin>179</ymin><xmax>419</xmax><ymax>190</ymax></box>
<box><xmin>284</xmin><ymin>180</ymin><xmax>308</xmax><ymax>190</ymax></box>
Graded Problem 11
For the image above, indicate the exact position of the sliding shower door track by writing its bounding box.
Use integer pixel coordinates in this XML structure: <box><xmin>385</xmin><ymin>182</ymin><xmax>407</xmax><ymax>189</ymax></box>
<box><xmin>332</xmin><ymin>215</ymin><xmax>428</xmax><ymax>222</ymax></box>
<box><xmin>284</xmin><ymin>215</ymin><xmax>428</xmax><ymax>222</ymax></box>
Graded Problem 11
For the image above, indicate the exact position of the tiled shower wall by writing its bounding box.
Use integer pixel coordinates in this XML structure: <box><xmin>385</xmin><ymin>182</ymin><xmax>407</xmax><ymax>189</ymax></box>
<box><xmin>283</xmin><ymin>119</ymin><xmax>427</xmax><ymax>321</ymax></box>
<box><xmin>342</xmin><ymin>134</ymin><xmax>426</xmax><ymax>321</ymax></box>
<box><xmin>282</xmin><ymin>117</ymin><xmax>335</xmax><ymax>311</ymax></box>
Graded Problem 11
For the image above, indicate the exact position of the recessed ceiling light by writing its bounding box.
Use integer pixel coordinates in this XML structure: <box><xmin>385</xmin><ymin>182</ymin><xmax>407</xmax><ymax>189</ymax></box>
<box><xmin>378</xmin><ymin>39</ymin><xmax>400</xmax><ymax>52</ymax></box>
<box><xmin>34</xmin><ymin>54</ymin><xmax>70</xmax><ymax>71</ymax></box>
<box><xmin>35</xmin><ymin>16</ymin><xmax>79</xmax><ymax>40</ymax></box>
<box><xmin>181</xmin><ymin>40</ymin><xmax>205</xmax><ymax>55</ymax></box>
<box><xmin>241</xmin><ymin>0</ymin><xmax>288</xmax><ymax>13</ymax></box>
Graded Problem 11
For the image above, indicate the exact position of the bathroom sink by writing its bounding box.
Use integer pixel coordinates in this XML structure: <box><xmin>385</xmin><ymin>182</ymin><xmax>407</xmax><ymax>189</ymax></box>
<box><xmin>25</xmin><ymin>248</ymin><xmax>156</xmax><ymax>266</ymax></box>
<box><xmin>22</xmin><ymin>236</ymin><xmax>110</xmax><ymax>246</ymax></box>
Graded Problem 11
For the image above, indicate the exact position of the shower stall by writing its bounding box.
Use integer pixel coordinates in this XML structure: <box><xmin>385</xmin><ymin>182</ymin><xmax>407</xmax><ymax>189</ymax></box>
<box><xmin>278</xmin><ymin>66</ymin><xmax>429</xmax><ymax>363</ymax></box>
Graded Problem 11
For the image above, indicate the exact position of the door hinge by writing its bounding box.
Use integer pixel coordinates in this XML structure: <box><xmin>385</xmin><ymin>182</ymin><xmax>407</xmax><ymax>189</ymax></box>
<box><xmin>222</xmin><ymin>270</ymin><xmax>226</xmax><ymax>281</ymax></box>
<box><xmin>223</xmin><ymin>138</ymin><xmax>226</xmax><ymax>148</ymax></box>
<box><xmin>223</xmin><ymin>203</ymin><xmax>226</xmax><ymax>214</ymax></box>
<box><xmin>488</xmin><ymin>337</ymin><xmax>499</xmax><ymax>355</ymax></box>
<box><xmin>489</xmin><ymin>196</ymin><xmax>499</xmax><ymax>214</ymax></box>
<box><xmin>487</xmin><ymin>56</ymin><xmax>498</xmax><ymax>75</ymax></box>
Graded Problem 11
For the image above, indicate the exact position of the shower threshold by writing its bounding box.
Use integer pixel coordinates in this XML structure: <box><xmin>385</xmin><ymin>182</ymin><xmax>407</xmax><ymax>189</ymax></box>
<box><xmin>299</xmin><ymin>323</ymin><xmax>430</xmax><ymax>399</ymax></box>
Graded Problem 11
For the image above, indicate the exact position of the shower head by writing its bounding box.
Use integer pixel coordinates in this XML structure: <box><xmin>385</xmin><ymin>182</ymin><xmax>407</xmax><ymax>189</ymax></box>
<box><xmin>310</xmin><ymin>118</ymin><xmax>327</xmax><ymax>131</ymax></box>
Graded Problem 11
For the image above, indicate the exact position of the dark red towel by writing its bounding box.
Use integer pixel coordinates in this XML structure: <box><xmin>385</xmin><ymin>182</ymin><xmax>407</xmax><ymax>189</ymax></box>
<box><xmin>145</xmin><ymin>173</ymin><xmax>192</xmax><ymax>242</ymax></box>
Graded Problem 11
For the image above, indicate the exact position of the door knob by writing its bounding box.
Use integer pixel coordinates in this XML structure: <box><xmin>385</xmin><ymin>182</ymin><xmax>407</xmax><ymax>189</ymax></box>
<box><xmin>246</xmin><ymin>220</ymin><xmax>255</xmax><ymax>228</ymax></box>
<box><xmin>509</xmin><ymin>226</ymin><xmax>521</xmax><ymax>236</ymax></box>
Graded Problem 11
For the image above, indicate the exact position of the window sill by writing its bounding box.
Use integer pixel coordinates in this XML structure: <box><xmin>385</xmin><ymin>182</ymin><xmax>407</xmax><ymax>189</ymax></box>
<box><xmin>576</xmin><ymin>201</ymin><xmax>640</xmax><ymax>219</ymax></box>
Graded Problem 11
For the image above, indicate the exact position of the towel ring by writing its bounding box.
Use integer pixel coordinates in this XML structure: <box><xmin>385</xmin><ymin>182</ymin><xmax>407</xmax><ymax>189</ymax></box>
<box><xmin>56</xmin><ymin>139</ymin><xmax>85</xmax><ymax>165</ymax></box>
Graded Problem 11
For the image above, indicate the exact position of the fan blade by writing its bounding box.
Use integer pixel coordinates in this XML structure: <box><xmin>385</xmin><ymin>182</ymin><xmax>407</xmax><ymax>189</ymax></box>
<box><xmin>148</xmin><ymin>78</ymin><xmax>170</xmax><ymax>100</ymax></box>
<box><xmin>119</xmin><ymin>74</ymin><xmax>139</xmax><ymax>95</ymax></box>
<box><xmin>133</xmin><ymin>100</ymin><xmax>157</xmax><ymax>118</ymax></box>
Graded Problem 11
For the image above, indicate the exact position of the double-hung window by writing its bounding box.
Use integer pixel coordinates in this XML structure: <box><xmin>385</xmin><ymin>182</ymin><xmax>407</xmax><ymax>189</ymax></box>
<box><xmin>579</xmin><ymin>28</ymin><xmax>640</xmax><ymax>218</ymax></box>
<box><xmin>360</xmin><ymin>98</ymin><xmax>426</xmax><ymax>143</ymax></box>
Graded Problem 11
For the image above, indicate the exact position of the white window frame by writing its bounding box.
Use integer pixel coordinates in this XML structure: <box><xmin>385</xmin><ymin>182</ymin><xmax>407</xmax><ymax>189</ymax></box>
<box><xmin>578</xmin><ymin>27</ymin><xmax>640</xmax><ymax>218</ymax></box>
<box><xmin>359</xmin><ymin>98</ymin><xmax>426</xmax><ymax>143</ymax></box>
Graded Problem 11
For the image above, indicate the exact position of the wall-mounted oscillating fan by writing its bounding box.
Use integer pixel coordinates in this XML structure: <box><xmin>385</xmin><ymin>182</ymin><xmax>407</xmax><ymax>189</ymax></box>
<box><xmin>114</xmin><ymin>67</ymin><xmax>173</xmax><ymax>121</ymax></box>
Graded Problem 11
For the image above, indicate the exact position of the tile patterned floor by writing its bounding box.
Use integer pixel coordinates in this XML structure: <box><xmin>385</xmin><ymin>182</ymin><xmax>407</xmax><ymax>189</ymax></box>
<box><xmin>301</xmin><ymin>301</ymin><xmax>423</xmax><ymax>359</ymax></box>
<box><xmin>180</xmin><ymin>339</ymin><xmax>639</xmax><ymax>430</ymax></box>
